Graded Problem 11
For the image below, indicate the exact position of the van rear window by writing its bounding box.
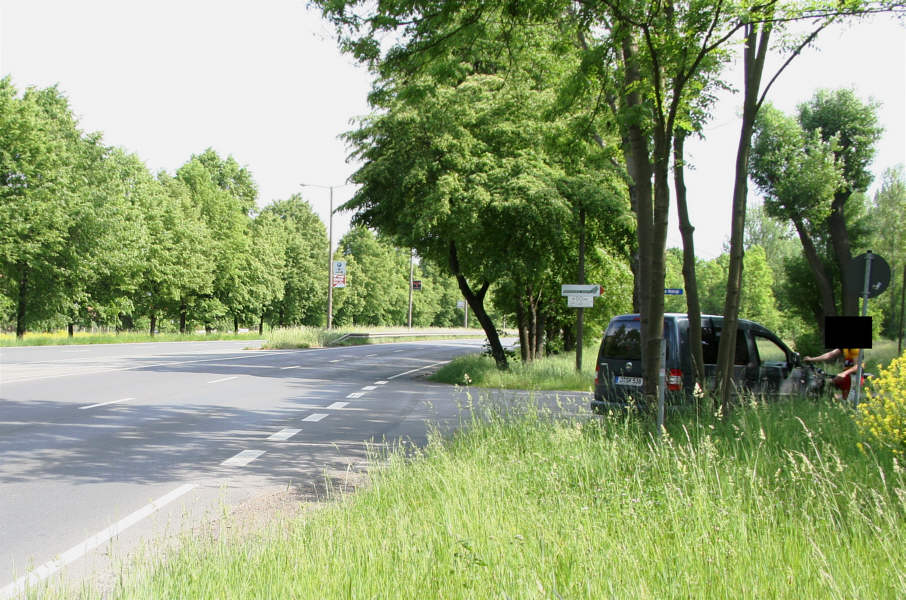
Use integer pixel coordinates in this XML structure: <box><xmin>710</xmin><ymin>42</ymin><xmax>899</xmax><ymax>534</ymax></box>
<box><xmin>601</xmin><ymin>321</ymin><xmax>641</xmax><ymax>360</ymax></box>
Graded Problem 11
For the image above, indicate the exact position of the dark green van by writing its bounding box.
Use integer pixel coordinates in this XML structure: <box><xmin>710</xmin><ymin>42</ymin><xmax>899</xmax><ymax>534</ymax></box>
<box><xmin>592</xmin><ymin>313</ymin><xmax>811</xmax><ymax>412</ymax></box>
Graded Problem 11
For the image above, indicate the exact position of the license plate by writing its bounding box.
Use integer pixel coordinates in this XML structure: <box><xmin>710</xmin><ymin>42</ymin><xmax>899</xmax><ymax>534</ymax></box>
<box><xmin>615</xmin><ymin>376</ymin><xmax>643</xmax><ymax>387</ymax></box>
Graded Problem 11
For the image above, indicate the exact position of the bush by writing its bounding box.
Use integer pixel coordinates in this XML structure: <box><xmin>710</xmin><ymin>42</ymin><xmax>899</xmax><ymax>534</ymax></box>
<box><xmin>857</xmin><ymin>350</ymin><xmax>906</xmax><ymax>457</ymax></box>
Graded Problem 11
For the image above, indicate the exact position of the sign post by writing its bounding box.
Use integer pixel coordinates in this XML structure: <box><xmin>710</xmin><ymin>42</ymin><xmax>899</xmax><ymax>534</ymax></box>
<box><xmin>844</xmin><ymin>252</ymin><xmax>891</xmax><ymax>407</ymax></box>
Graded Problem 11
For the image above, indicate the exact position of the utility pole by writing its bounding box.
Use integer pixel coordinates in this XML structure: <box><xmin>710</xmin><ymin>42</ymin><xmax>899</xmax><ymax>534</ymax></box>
<box><xmin>301</xmin><ymin>182</ymin><xmax>351</xmax><ymax>330</ymax></box>
<box><xmin>407</xmin><ymin>248</ymin><xmax>414</xmax><ymax>329</ymax></box>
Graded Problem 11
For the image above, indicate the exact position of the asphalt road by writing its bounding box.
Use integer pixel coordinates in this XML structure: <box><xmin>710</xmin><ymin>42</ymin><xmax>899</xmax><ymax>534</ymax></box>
<box><xmin>0</xmin><ymin>338</ymin><xmax>530</xmax><ymax>597</ymax></box>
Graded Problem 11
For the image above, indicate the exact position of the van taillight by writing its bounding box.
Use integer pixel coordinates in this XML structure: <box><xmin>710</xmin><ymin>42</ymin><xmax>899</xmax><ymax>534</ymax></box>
<box><xmin>667</xmin><ymin>369</ymin><xmax>682</xmax><ymax>391</ymax></box>
<box><xmin>594</xmin><ymin>364</ymin><xmax>600</xmax><ymax>385</ymax></box>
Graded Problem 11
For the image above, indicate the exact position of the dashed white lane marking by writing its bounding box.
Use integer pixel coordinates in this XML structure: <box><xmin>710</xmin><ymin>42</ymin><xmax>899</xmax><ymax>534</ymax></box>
<box><xmin>393</xmin><ymin>349</ymin><xmax>405</xmax><ymax>353</ymax></box>
<box><xmin>361</xmin><ymin>385</ymin><xmax>377</xmax><ymax>391</ymax></box>
<box><xmin>267</xmin><ymin>428</ymin><xmax>302</xmax><ymax>441</ymax></box>
<box><xmin>0</xmin><ymin>483</ymin><xmax>197</xmax><ymax>599</ymax></box>
<box><xmin>375</xmin><ymin>381</ymin><xmax>388</xmax><ymax>385</ymax></box>
<box><xmin>207</xmin><ymin>376</ymin><xmax>238</xmax><ymax>384</ymax></box>
<box><xmin>280</xmin><ymin>365</ymin><xmax>299</xmax><ymax>370</ymax></box>
<box><xmin>329</xmin><ymin>359</ymin><xmax>341</xmax><ymax>363</ymax></box>
<box><xmin>302</xmin><ymin>413</ymin><xmax>328</xmax><ymax>422</ymax></box>
<box><xmin>366</xmin><ymin>354</ymin><xmax>378</xmax><ymax>357</ymax></box>
<box><xmin>79</xmin><ymin>397</ymin><xmax>134</xmax><ymax>410</ymax></box>
<box><xmin>346</xmin><ymin>392</ymin><xmax>365</xmax><ymax>399</ymax></box>
<box><xmin>326</xmin><ymin>402</ymin><xmax>349</xmax><ymax>410</ymax></box>
<box><xmin>388</xmin><ymin>361</ymin><xmax>450</xmax><ymax>380</ymax></box>
<box><xmin>221</xmin><ymin>450</ymin><xmax>265</xmax><ymax>466</ymax></box>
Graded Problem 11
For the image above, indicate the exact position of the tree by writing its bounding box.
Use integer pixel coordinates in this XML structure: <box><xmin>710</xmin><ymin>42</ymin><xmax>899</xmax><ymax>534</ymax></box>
<box><xmin>260</xmin><ymin>194</ymin><xmax>328</xmax><ymax>327</ymax></box>
<box><xmin>869</xmin><ymin>166</ymin><xmax>906</xmax><ymax>338</ymax></box>
<box><xmin>798</xmin><ymin>88</ymin><xmax>883</xmax><ymax>315</ymax></box>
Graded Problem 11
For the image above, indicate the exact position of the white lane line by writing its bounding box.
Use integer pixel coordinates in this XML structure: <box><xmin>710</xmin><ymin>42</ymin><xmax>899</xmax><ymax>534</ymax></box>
<box><xmin>388</xmin><ymin>361</ymin><xmax>450</xmax><ymax>380</ymax></box>
<box><xmin>366</xmin><ymin>354</ymin><xmax>378</xmax><ymax>357</ymax></box>
<box><xmin>302</xmin><ymin>413</ymin><xmax>328</xmax><ymax>422</ymax></box>
<box><xmin>280</xmin><ymin>365</ymin><xmax>299</xmax><ymax>370</ymax></box>
<box><xmin>329</xmin><ymin>359</ymin><xmax>341</xmax><ymax>363</ymax></box>
<box><xmin>375</xmin><ymin>381</ymin><xmax>388</xmax><ymax>385</ymax></box>
<box><xmin>326</xmin><ymin>402</ymin><xmax>349</xmax><ymax>410</ymax></box>
<box><xmin>79</xmin><ymin>397</ymin><xmax>134</xmax><ymax>410</ymax></box>
<box><xmin>0</xmin><ymin>483</ymin><xmax>196</xmax><ymax>599</ymax></box>
<box><xmin>207</xmin><ymin>376</ymin><xmax>238</xmax><ymax>384</ymax></box>
<box><xmin>221</xmin><ymin>449</ymin><xmax>265</xmax><ymax>466</ymax></box>
<box><xmin>393</xmin><ymin>349</ymin><xmax>405</xmax><ymax>353</ymax></box>
<box><xmin>267</xmin><ymin>428</ymin><xmax>302</xmax><ymax>441</ymax></box>
<box><xmin>346</xmin><ymin>392</ymin><xmax>365</xmax><ymax>399</ymax></box>
<box><xmin>361</xmin><ymin>385</ymin><xmax>377</xmax><ymax>391</ymax></box>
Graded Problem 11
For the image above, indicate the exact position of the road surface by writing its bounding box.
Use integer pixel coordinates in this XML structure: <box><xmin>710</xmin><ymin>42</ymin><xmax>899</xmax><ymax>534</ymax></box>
<box><xmin>1</xmin><ymin>338</ymin><xmax>543</xmax><ymax>597</ymax></box>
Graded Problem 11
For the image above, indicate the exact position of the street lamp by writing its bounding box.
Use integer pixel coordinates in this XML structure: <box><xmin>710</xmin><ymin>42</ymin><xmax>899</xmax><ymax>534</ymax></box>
<box><xmin>300</xmin><ymin>182</ymin><xmax>352</xmax><ymax>330</ymax></box>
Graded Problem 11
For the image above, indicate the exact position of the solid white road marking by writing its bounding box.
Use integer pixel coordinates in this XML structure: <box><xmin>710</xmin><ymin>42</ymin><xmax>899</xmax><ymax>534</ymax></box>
<box><xmin>302</xmin><ymin>413</ymin><xmax>328</xmax><ymax>422</ymax></box>
<box><xmin>388</xmin><ymin>361</ymin><xmax>450</xmax><ymax>380</ymax></box>
<box><xmin>346</xmin><ymin>392</ymin><xmax>365</xmax><ymax>399</ymax></box>
<box><xmin>221</xmin><ymin>450</ymin><xmax>265</xmax><ymax>466</ymax></box>
<box><xmin>0</xmin><ymin>483</ymin><xmax>197</xmax><ymax>599</ymax></box>
<box><xmin>375</xmin><ymin>381</ymin><xmax>388</xmax><ymax>385</ymax></box>
<box><xmin>326</xmin><ymin>402</ymin><xmax>349</xmax><ymax>410</ymax></box>
<box><xmin>207</xmin><ymin>376</ymin><xmax>238</xmax><ymax>384</ymax></box>
<box><xmin>361</xmin><ymin>385</ymin><xmax>377</xmax><ymax>391</ymax></box>
<box><xmin>267</xmin><ymin>428</ymin><xmax>302</xmax><ymax>441</ymax></box>
<box><xmin>79</xmin><ymin>397</ymin><xmax>134</xmax><ymax>410</ymax></box>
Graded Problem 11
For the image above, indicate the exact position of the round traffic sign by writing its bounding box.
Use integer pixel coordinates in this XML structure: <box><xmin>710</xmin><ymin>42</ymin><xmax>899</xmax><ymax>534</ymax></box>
<box><xmin>845</xmin><ymin>252</ymin><xmax>890</xmax><ymax>299</ymax></box>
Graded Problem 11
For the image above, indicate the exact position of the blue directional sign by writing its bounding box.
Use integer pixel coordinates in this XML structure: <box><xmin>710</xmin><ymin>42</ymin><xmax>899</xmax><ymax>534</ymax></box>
<box><xmin>664</xmin><ymin>288</ymin><xmax>684</xmax><ymax>296</ymax></box>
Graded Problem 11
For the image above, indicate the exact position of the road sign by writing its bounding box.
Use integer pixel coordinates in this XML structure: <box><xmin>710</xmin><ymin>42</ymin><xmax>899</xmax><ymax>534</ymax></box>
<box><xmin>456</xmin><ymin>300</ymin><xmax>465</xmax><ymax>309</ymax></box>
<box><xmin>561</xmin><ymin>284</ymin><xmax>601</xmax><ymax>297</ymax></box>
<box><xmin>567</xmin><ymin>295</ymin><xmax>594</xmax><ymax>308</ymax></box>
<box><xmin>332</xmin><ymin>261</ymin><xmax>347</xmax><ymax>288</ymax></box>
<box><xmin>845</xmin><ymin>252</ymin><xmax>890</xmax><ymax>299</ymax></box>
<box><xmin>412</xmin><ymin>280</ymin><xmax>422</xmax><ymax>291</ymax></box>
<box><xmin>664</xmin><ymin>288</ymin><xmax>684</xmax><ymax>296</ymax></box>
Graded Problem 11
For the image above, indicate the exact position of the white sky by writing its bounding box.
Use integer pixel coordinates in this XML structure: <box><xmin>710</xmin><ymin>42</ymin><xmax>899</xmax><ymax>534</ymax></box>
<box><xmin>1</xmin><ymin>1</ymin><xmax>903</xmax><ymax>259</ymax></box>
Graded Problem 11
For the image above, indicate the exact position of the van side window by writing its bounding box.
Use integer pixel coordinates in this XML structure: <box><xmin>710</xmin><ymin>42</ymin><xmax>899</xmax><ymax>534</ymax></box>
<box><xmin>700</xmin><ymin>326</ymin><xmax>749</xmax><ymax>365</ymax></box>
<box><xmin>754</xmin><ymin>335</ymin><xmax>788</xmax><ymax>363</ymax></box>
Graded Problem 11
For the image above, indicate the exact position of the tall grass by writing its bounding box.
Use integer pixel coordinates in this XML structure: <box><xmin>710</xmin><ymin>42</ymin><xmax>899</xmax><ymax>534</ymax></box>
<box><xmin>51</xmin><ymin>396</ymin><xmax>903</xmax><ymax>599</ymax></box>
<box><xmin>430</xmin><ymin>346</ymin><xmax>598</xmax><ymax>391</ymax></box>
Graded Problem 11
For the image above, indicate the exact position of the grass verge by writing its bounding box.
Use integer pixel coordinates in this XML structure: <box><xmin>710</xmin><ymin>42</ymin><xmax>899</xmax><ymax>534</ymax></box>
<box><xmin>0</xmin><ymin>331</ymin><xmax>263</xmax><ymax>347</ymax></box>
<box><xmin>262</xmin><ymin>327</ymin><xmax>486</xmax><ymax>349</ymax></box>
<box><xmin>430</xmin><ymin>346</ymin><xmax>598</xmax><ymax>391</ymax></box>
<box><xmin>40</xmin><ymin>395</ymin><xmax>906</xmax><ymax>599</ymax></box>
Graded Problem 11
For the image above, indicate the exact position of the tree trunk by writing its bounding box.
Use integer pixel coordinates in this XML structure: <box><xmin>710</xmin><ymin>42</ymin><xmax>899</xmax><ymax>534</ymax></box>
<box><xmin>792</xmin><ymin>215</ymin><xmax>838</xmax><ymax>320</ymax></box>
<box><xmin>179</xmin><ymin>301</ymin><xmax>187</xmax><ymax>334</ymax></box>
<box><xmin>828</xmin><ymin>192</ymin><xmax>857</xmax><ymax>314</ymax></box>
<box><xmin>535</xmin><ymin>301</ymin><xmax>546</xmax><ymax>358</ymax></box>
<box><xmin>15</xmin><ymin>262</ymin><xmax>28</xmax><ymax>339</ymax></box>
<box><xmin>259</xmin><ymin>314</ymin><xmax>264</xmax><ymax>335</ymax></box>
<box><xmin>233</xmin><ymin>314</ymin><xmax>239</xmax><ymax>334</ymax></box>
<box><xmin>68</xmin><ymin>323</ymin><xmax>74</xmax><ymax>337</ymax></box>
<box><xmin>449</xmin><ymin>241</ymin><xmax>507</xmax><ymax>369</ymax></box>
<box><xmin>621</xmin><ymin>34</ymin><xmax>657</xmax><ymax>407</ymax></box>
<box><xmin>150</xmin><ymin>311</ymin><xmax>157</xmax><ymax>337</ymax></box>
<box><xmin>673</xmin><ymin>133</ymin><xmax>705</xmax><ymax>384</ymax></box>
<box><xmin>516</xmin><ymin>304</ymin><xmax>530</xmax><ymax>362</ymax></box>
<box><xmin>718</xmin><ymin>21</ymin><xmax>771</xmax><ymax>414</ymax></box>
<box><xmin>576</xmin><ymin>206</ymin><xmax>586</xmax><ymax>371</ymax></box>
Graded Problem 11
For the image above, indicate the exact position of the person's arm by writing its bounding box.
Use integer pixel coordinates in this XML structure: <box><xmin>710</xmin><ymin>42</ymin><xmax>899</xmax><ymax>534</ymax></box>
<box><xmin>804</xmin><ymin>348</ymin><xmax>841</xmax><ymax>363</ymax></box>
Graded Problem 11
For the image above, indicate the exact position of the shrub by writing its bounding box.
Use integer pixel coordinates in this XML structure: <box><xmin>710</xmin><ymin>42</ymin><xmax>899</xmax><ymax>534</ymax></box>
<box><xmin>857</xmin><ymin>350</ymin><xmax>906</xmax><ymax>457</ymax></box>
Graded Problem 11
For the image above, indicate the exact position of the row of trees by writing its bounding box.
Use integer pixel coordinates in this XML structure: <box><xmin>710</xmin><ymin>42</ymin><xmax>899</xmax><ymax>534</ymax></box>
<box><xmin>0</xmin><ymin>78</ymin><xmax>479</xmax><ymax>337</ymax></box>
<box><xmin>316</xmin><ymin>0</ymin><xmax>904</xmax><ymax>410</ymax></box>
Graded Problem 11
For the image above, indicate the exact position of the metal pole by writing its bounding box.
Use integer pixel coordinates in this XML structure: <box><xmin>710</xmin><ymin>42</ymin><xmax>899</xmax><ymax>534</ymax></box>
<box><xmin>854</xmin><ymin>251</ymin><xmax>873</xmax><ymax>407</ymax></box>
<box><xmin>897</xmin><ymin>264</ymin><xmax>906</xmax><ymax>356</ymax></box>
<box><xmin>327</xmin><ymin>186</ymin><xmax>334</xmax><ymax>330</ymax></box>
<box><xmin>576</xmin><ymin>207</ymin><xmax>586</xmax><ymax>372</ymax></box>
<box><xmin>464</xmin><ymin>301</ymin><xmax>468</xmax><ymax>329</ymax></box>
<box><xmin>407</xmin><ymin>249</ymin><xmax>414</xmax><ymax>329</ymax></box>
<box><xmin>657</xmin><ymin>337</ymin><xmax>666</xmax><ymax>438</ymax></box>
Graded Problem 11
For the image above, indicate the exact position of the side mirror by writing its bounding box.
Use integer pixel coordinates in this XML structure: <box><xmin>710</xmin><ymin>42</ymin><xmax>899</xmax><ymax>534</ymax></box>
<box><xmin>791</xmin><ymin>352</ymin><xmax>802</xmax><ymax>367</ymax></box>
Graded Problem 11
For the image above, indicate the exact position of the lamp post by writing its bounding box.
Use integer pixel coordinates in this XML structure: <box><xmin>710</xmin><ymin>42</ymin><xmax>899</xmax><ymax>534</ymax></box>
<box><xmin>300</xmin><ymin>182</ymin><xmax>351</xmax><ymax>330</ymax></box>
